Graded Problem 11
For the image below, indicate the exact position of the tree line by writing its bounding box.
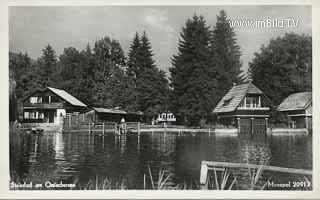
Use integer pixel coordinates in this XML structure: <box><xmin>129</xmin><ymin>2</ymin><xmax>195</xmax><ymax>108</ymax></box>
<box><xmin>9</xmin><ymin>10</ymin><xmax>312</xmax><ymax>126</ymax></box>
<box><xmin>9</xmin><ymin>31</ymin><xmax>169</xmax><ymax>121</ymax></box>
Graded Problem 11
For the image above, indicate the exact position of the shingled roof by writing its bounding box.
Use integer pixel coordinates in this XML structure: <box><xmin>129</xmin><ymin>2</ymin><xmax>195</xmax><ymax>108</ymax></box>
<box><xmin>278</xmin><ymin>92</ymin><xmax>312</xmax><ymax>112</ymax></box>
<box><xmin>213</xmin><ymin>82</ymin><xmax>264</xmax><ymax>113</ymax></box>
<box><xmin>47</xmin><ymin>87</ymin><xmax>87</xmax><ymax>107</ymax></box>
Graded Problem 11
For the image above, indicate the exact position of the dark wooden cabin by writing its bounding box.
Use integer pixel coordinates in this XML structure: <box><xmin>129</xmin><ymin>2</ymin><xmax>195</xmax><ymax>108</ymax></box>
<box><xmin>84</xmin><ymin>107</ymin><xmax>143</xmax><ymax>123</ymax></box>
<box><xmin>22</xmin><ymin>87</ymin><xmax>87</xmax><ymax>124</ymax></box>
<box><xmin>213</xmin><ymin>82</ymin><xmax>271</xmax><ymax>134</ymax></box>
<box><xmin>277</xmin><ymin>92</ymin><xmax>312</xmax><ymax>129</ymax></box>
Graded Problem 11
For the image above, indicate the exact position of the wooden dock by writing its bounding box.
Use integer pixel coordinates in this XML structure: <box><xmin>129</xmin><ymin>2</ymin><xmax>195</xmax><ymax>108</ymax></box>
<box><xmin>199</xmin><ymin>160</ymin><xmax>312</xmax><ymax>189</ymax></box>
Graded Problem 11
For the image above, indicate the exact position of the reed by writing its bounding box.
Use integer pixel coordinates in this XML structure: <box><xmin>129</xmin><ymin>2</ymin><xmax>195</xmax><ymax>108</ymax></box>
<box><xmin>145</xmin><ymin>165</ymin><xmax>174</xmax><ymax>190</ymax></box>
<box><xmin>79</xmin><ymin>176</ymin><xmax>126</xmax><ymax>190</ymax></box>
<box><xmin>207</xmin><ymin>168</ymin><xmax>237</xmax><ymax>190</ymax></box>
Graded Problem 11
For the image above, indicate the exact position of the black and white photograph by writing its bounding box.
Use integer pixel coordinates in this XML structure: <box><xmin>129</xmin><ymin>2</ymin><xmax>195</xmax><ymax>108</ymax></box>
<box><xmin>5</xmin><ymin>2</ymin><xmax>317</xmax><ymax>196</ymax></box>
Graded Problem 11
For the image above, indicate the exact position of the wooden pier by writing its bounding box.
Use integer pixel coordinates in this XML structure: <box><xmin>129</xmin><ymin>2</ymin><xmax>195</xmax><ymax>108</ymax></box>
<box><xmin>199</xmin><ymin>160</ymin><xmax>312</xmax><ymax>189</ymax></box>
<box><xmin>86</xmin><ymin>122</ymin><xmax>141</xmax><ymax>135</ymax></box>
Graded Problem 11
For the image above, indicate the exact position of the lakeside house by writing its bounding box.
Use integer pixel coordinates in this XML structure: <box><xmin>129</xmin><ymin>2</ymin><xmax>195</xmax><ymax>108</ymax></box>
<box><xmin>213</xmin><ymin>82</ymin><xmax>271</xmax><ymax>133</ymax></box>
<box><xmin>277</xmin><ymin>92</ymin><xmax>312</xmax><ymax>129</ymax></box>
<box><xmin>84</xmin><ymin>107</ymin><xmax>143</xmax><ymax>123</ymax></box>
<box><xmin>22</xmin><ymin>87</ymin><xmax>87</xmax><ymax>125</ymax></box>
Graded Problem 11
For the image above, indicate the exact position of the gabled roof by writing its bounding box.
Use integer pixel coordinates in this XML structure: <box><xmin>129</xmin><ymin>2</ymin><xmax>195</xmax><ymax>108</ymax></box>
<box><xmin>213</xmin><ymin>82</ymin><xmax>264</xmax><ymax>113</ymax></box>
<box><xmin>47</xmin><ymin>87</ymin><xmax>87</xmax><ymax>107</ymax></box>
<box><xmin>278</xmin><ymin>92</ymin><xmax>312</xmax><ymax>112</ymax></box>
<box><xmin>93</xmin><ymin>107</ymin><xmax>128</xmax><ymax>114</ymax></box>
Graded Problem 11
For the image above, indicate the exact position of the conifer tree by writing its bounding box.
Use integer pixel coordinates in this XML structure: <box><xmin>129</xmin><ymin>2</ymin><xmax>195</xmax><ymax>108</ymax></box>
<box><xmin>38</xmin><ymin>44</ymin><xmax>58</xmax><ymax>87</ymax></box>
<box><xmin>127</xmin><ymin>32</ymin><xmax>142</xmax><ymax>80</ymax></box>
<box><xmin>170</xmin><ymin>15</ymin><xmax>215</xmax><ymax>126</ymax></box>
<box><xmin>211</xmin><ymin>10</ymin><xmax>245</xmax><ymax>103</ymax></box>
<box><xmin>127</xmin><ymin>31</ymin><xmax>169</xmax><ymax>118</ymax></box>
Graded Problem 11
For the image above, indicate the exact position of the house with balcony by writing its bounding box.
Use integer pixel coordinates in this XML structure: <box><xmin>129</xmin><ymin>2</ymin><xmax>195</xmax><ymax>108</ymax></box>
<box><xmin>213</xmin><ymin>81</ymin><xmax>271</xmax><ymax>134</ymax></box>
<box><xmin>277</xmin><ymin>92</ymin><xmax>312</xmax><ymax>130</ymax></box>
<box><xmin>22</xmin><ymin>87</ymin><xmax>87</xmax><ymax>125</ymax></box>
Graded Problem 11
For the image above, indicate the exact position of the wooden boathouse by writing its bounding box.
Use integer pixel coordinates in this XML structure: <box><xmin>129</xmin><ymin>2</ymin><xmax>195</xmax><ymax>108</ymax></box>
<box><xmin>84</xmin><ymin>107</ymin><xmax>143</xmax><ymax>123</ymax></box>
<box><xmin>22</xmin><ymin>87</ymin><xmax>87</xmax><ymax>125</ymax></box>
<box><xmin>277</xmin><ymin>92</ymin><xmax>312</xmax><ymax>130</ymax></box>
<box><xmin>213</xmin><ymin>81</ymin><xmax>271</xmax><ymax>134</ymax></box>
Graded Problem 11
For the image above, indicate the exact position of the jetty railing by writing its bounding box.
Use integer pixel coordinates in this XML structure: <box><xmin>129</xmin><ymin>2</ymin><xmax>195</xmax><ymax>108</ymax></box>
<box><xmin>199</xmin><ymin>160</ymin><xmax>312</xmax><ymax>189</ymax></box>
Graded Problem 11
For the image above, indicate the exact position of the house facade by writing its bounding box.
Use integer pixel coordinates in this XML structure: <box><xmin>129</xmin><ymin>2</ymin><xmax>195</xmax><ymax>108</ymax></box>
<box><xmin>22</xmin><ymin>87</ymin><xmax>87</xmax><ymax>125</ymax></box>
<box><xmin>277</xmin><ymin>92</ymin><xmax>312</xmax><ymax>129</ymax></box>
<box><xmin>213</xmin><ymin>82</ymin><xmax>270</xmax><ymax>134</ymax></box>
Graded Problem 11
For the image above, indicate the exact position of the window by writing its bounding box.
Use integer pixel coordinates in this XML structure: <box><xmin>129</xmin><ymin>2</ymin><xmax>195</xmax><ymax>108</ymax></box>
<box><xmin>37</xmin><ymin>97</ymin><xmax>42</xmax><ymax>103</ymax></box>
<box><xmin>39</xmin><ymin>112</ymin><xmax>44</xmax><ymax>119</ymax></box>
<box><xmin>30</xmin><ymin>97</ymin><xmax>37</xmax><ymax>104</ymax></box>
<box><xmin>223</xmin><ymin>97</ymin><xmax>233</xmax><ymax>106</ymax></box>
<box><xmin>51</xmin><ymin>96</ymin><xmax>59</xmax><ymax>103</ymax></box>
<box><xmin>43</xmin><ymin>96</ymin><xmax>49</xmax><ymax>103</ymax></box>
<box><xmin>24</xmin><ymin>112</ymin><xmax>30</xmax><ymax>119</ymax></box>
<box><xmin>246</xmin><ymin>97</ymin><xmax>259</xmax><ymax>108</ymax></box>
<box><xmin>29</xmin><ymin>112</ymin><xmax>36</xmax><ymax>119</ymax></box>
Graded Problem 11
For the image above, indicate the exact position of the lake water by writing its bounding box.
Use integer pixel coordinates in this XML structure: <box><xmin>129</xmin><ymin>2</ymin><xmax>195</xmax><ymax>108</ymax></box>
<box><xmin>9</xmin><ymin>131</ymin><xmax>312</xmax><ymax>190</ymax></box>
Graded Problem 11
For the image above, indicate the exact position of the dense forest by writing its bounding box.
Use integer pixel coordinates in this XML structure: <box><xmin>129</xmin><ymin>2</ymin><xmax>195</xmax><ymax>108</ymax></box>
<box><xmin>9</xmin><ymin>10</ymin><xmax>312</xmax><ymax>126</ymax></box>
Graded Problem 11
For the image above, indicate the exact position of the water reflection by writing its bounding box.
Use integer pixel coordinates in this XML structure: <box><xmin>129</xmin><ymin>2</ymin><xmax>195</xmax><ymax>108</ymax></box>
<box><xmin>10</xmin><ymin>132</ymin><xmax>312</xmax><ymax>189</ymax></box>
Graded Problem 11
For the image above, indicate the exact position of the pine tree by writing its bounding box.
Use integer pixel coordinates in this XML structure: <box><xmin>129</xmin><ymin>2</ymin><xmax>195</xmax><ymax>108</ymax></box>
<box><xmin>170</xmin><ymin>14</ymin><xmax>215</xmax><ymax>126</ymax></box>
<box><xmin>126</xmin><ymin>33</ymin><xmax>142</xmax><ymax>111</ymax></box>
<box><xmin>127</xmin><ymin>32</ymin><xmax>169</xmax><ymax>118</ymax></box>
<box><xmin>127</xmin><ymin>32</ymin><xmax>142</xmax><ymax>80</ymax></box>
<box><xmin>38</xmin><ymin>44</ymin><xmax>58</xmax><ymax>87</ymax></box>
<box><xmin>211</xmin><ymin>10</ymin><xmax>245</xmax><ymax>103</ymax></box>
<box><xmin>140</xmin><ymin>31</ymin><xmax>156</xmax><ymax>70</ymax></box>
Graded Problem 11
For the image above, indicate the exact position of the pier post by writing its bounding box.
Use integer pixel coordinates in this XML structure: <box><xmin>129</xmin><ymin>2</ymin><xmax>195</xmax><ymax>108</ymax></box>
<box><xmin>199</xmin><ymin>162</ymin><xmax>208</xmax><ymax>189</ymax></box>
<box><xmin>208</xmin><ymin>128</ymin><xmax>211</xmax><ymax>136</ymax></box>
<box><xmin>102</xmin><ymin>123</ymin><xmax>105</xmax><ymax>135</ymax></box>
<box><xmin>265</xmin><ymin>118</ymin><xmax>268</xmax><ymax>133</ymax></box>
<box><xmin>237</xmin><ymin>118</ymin><xmax>241</xmax><ymax>134</ymax></box>
<box><xmin>251</xmin><ymin>118</ymin><xmax>254</xmax><ymax>135</ymax></box>
<box><xmin>138</xmin><ymin>122</ymin><xmax>140</xmax><ymax>135</ymax></box>
<box><xmin>88</xmin><ymin>123</ymin><xmax>91</xmax><ymax>135</ymax></box>
<box><xmin>114</xmin><ymin>123</ymin><xmax>117</xmax><ymax>134</ymax></box>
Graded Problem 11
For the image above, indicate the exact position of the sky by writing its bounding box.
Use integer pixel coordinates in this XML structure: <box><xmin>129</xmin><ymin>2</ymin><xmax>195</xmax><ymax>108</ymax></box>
<box><xmin>9</xmin><ymin>6</ymin><xmax>312</xmax><ymax>77</ymax></box>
